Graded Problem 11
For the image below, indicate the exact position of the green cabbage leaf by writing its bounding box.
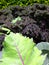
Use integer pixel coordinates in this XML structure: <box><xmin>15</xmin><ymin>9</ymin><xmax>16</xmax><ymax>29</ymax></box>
<box><xmin>0</xmin><ymin>32</ymin><xmax>46</xmax><ymax>65</ymax></box>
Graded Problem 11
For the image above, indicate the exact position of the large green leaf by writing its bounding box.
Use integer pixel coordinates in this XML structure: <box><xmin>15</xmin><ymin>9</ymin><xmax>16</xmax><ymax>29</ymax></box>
<box><xmin>36</xmin><ymin>42</ymin><xmax>49</xmax><ymax>65</ymax></box>
<box><xmin>0</xmin><ymin>32</ymin><xmax>46</xmax><ymax>65</ymax></box>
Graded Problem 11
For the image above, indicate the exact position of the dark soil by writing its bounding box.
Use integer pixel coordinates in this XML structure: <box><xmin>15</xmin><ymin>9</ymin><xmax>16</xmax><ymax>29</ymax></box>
<box><xmin>0</xmin><ymin>34</ymin><xmax>5</xmax><ymax>51</ymax></box>
<box><xmin>0</xmin><ymin>3</ymin><xmax>49</xmax><ymax>50</ymax></box>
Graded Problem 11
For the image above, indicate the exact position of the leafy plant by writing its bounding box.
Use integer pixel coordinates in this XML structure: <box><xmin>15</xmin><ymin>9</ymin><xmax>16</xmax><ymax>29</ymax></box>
<box><xmin>1</xmin><ymin>27</ymin><xmax>10</xmax><ymax>34</ymax></box>
<box><xmin>12</xmin><ymin>16</ymin><xmax>22</xmax><ymax>24</ymax></box>
<box><xmin>0</xmin><ymin>27</ymin><xmax>10</xmax><ymax>34</ymax></box>
<box><xmin>0</xmin><ymin>32</ymin><xmax>46</xmax><ymax>65</ymax></box>
<box><xmin>0</xmin><ymin>0</ymin><xmax>49</xmax><ymax>9</ymax></box>
<box><xmin>36</xmin><ymin>42</ymin><xmax>49</xmax><ymax>65</ymax></box>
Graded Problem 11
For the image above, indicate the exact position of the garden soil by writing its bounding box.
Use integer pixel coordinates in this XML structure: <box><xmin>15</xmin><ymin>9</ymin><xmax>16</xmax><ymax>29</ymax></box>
<box><xmin>0</xmin><ymin>3</ymin><xmax>49</xmax><ymax>50</ymax></box>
